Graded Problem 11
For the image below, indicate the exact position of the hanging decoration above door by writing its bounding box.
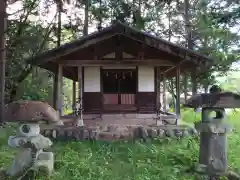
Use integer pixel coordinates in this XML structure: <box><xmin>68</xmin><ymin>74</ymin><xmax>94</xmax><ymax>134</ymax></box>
<box><xmin>102</xmin><ymin>70</ymin><xmax>135</xmax><ymax>80</ymax></box>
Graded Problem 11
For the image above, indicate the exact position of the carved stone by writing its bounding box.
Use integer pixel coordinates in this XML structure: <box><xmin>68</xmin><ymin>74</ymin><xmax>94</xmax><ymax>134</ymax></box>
<box><xmin>184</xmin><ymin>92</ymin><xmax>240</xmax><ymax>109</ymax></box>
<box><xmin>6</xmin><ymin>123</ymin><xmax>54</xmax><ymax>178</ymax></box>
<box><xmin>41</xmin><ymin>123</ymin><xmax>198</xmax><ymax>143</ymax></box>
<box><xmin>184</xmin><ymin>88</ymin><xmax>240</xmax><ymax>177</ymax></box>
<box><xmin>198</xmin><ymin>108</ymin><xmax>229</xmax><ymax>176</ymax></box>
<box><xmin>2</xmin><ymin>101</ymin><xmax>60</xmax><ymax>179</ymax></box>
<box><xmin>4</xmin><ymin>100</ymin><xmax>62</xmax><ymax>124</ymax></box>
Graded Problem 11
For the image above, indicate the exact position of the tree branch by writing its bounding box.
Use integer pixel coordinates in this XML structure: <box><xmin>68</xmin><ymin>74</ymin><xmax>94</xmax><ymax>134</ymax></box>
<box><xmin>8</xmin><ymin>0</ymin><xmax>38</xmax><ymax>57</ymax></box>
<box><xmin>8</xmin><ymin>13</ymin><xmax>57</xmax><ymax>102</ymax></box>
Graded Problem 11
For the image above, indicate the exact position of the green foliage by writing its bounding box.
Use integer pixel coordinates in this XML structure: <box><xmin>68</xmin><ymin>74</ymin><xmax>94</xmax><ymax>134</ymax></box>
<box><xmin>181</xmin><ymin>108</ymin><xmax>201</xmax><ymax>123</ymax></box>
<box><xmin>17</xmin><ymin>68</ymin><xmax>53</xmax><ymax>101</ymax></box>
<box><xmin>6</xmin><ymin>17</ymin><xmax>54</xmax><ymax>102</ymax></box>
<box><xmin>17</xmin><ymin>69</ymin><xmax>73</xmax><ymax>111</ymax></box>
<box><xmin>4</xmin><ymin>0</ymin><xmax>240</xmax><ymax>103</ymax></box>
<box><xmin>1</xmin><ymin>0</ymin><xmax>240</xmax><ymax>178</ymax></box>
<box><xmin>187</xmin><ymin>0</ymin><xmax>240</xmax><ymax>89</ymax></box>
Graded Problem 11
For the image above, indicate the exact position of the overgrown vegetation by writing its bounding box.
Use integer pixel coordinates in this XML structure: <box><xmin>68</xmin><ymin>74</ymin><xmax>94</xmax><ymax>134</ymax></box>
<box><xmin>0</xmin><ymin>0</ymin><xmax>239</xmax><ymax>179</ymax></box>
<box><xmin>0</xmin><ymin>109</ymin><xmax>240</xmax><ymax>180</ymax></box>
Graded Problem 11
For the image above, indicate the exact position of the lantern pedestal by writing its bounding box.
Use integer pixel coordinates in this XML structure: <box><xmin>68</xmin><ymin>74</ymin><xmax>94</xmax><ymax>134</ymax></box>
<box><xmin>195</xmin><ymin>107</ymin><xmax>232</xmax><ymax>176</ymax></box>
<box><xmin>183</xmin><ymin>87</ymin><xmax>240</xmax><ymax>178</ymax></box>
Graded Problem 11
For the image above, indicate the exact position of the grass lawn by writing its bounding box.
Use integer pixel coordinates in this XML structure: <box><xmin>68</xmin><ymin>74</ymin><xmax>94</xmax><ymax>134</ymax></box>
<box><xmin>0</xmin><ymin>109</ymin><xmax>240</xmax><ymax>180</ymax></box>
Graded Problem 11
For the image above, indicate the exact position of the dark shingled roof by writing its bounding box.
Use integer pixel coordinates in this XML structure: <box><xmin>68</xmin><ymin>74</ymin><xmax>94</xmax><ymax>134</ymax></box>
<box><xmin>25</xmin><ymin>21</ymin><xmax>214</xmax><ymax>80</ymax></box>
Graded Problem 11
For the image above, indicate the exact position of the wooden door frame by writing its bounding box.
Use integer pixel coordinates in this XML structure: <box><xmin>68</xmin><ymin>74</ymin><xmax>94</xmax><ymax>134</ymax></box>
<box><xmin>100</xmin><ymin>67</ymin><xmax>138</xmax><ymax>112</ymax></box>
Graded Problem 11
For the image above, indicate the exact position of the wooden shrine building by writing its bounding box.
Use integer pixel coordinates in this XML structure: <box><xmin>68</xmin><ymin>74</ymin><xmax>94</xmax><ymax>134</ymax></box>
<box><xmin>28</xmin><ymin>21</ymin><xmax>212</xmax><ymax>120</ymax></box>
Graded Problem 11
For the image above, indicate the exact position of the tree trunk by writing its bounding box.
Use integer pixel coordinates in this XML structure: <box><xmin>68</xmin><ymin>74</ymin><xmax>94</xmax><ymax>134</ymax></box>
<box><xmin>53</xmin><ymin>0</ymin><xmax>62</xmax><ymax>109</ymax></box>
<box><xmin>0</xmin><ymin>0</ymin><xmax>6</xmax><ymax>123</ymax></box>
<box><xmin>9</xmin><ymin>21</ymin><xmax>55</xmax><ymax>102</ymax></box>
<box><xmin>57</xmin><ymin>1</ymin><xmax>62</xmax><ymax>47</ymax></box>
<box><xmin>8</xmin><ymin>1</ymin><xmax>56</xmax><ymax>102</ymax></box>
<box><xmin>184</xmin><ymin>0</ymin><xmax>196</xmax><ymax>96</ymax></box>
<box><xmin>83</xmin><ymin>0</ymin><xmax>89</xmax><ymax>36</ymax></box>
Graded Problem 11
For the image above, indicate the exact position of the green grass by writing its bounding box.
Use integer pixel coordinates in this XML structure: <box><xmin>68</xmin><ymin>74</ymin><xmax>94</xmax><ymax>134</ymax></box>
<box><xmin>1</xmin><ymin>109</ymin><xmax>240</xmax><ymax>180</ymax></box>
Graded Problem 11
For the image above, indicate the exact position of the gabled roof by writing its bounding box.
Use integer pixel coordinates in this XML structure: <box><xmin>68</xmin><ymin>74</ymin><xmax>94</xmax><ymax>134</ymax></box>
<box><xmin>26</xmin><ymin>21</ymin><xmax>214</xmax><ymax>80</ymax></box>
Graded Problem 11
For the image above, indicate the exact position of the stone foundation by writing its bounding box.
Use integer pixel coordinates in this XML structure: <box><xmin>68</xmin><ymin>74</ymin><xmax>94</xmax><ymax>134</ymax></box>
<box><xmin>41</xmin><ymin>125</ymin><xmax>198</xmax><ymax>142</ymax></box>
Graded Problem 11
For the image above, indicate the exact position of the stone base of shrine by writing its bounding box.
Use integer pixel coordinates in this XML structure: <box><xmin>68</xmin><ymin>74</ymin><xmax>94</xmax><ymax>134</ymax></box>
<box><xmin>64</xmin><ymin>113</ymin><xmax>157</xmax><ymax>120</ymax></box>
<box><xmin>40</xmin><ymin>112</ymin><xmax>187</xmax><ymax>142</ymax></box>
<box><xmin>61</xmin><ymin>113</ymin><xmax>157</xmax><ymax>127</ymax></box>
<box><xmin>41</xmin><ymin>124</ymin><xmax>198</xmax><ymax>142</ymax></box>
<box><xmin>61</xmin><ymin>113</ymin><xmax>178</xmax><ymax>127</ymax></box>
<box><xmin>84</xmin><ymin>113</ymin><xmax>157</xmax><ymax>119</ymax></box>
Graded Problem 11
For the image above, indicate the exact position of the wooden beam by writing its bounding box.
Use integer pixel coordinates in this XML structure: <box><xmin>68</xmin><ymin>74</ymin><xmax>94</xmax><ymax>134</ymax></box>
<box><xmin>164</xmin><ymin>66</ymin><xmax>176</xmax><ymax>73</ymax></box>
<box><xmin>78</xmin><ymin>67</ymin><xmax>82</xmax><ymax>101</ymax></box>
<box><xmin>122</xmin><ymin>33</ymin><xmax>206</xmax><ymax>65</ymax></box>
<box><xmin>72</xmin><ymin>80</ymin><xmax>76</xmax><ymax>112</ymax></box>
<box><xmin>137</xmin><ymin>44</ymin><xmax>145</xmax><ymax>60</ymax></box>
<box><xmin>156</xmin><ymin>67</ymin><xmax>161</xmax><ymax>111</ymax></box>
<box><xmin>41</xmin><ymin>63</ymin><xmax>74</xmax><ymax>81</ymax></box>
<box><xmin>123</xmin><ymin>33</ymin><xmax>183</xmax><ymax>58</ymax></box>
<box><xmin>37</xmin><ymin>34</ymin><xmax>117</xmax><ymax>64</ymax></box>
<box><xmin>63</xmin><ymin>66</ymin><xmax>75</xmax><ymax>75</ymax></box>
<box><xmin>164</xmin><ymin>60</ymin><xmax>187</xmax><ymax>73</ymax></box>
<box><xmin>115</xmin><ymin>34</ymin><xmax>123</xmax><ymax>61</ymax></box>
<box><xmin>175</xmin><ymin>65</ymin><xmax>181</xmax><ymax>124</ymax></box>
<box><xmin>90</xmin><ymin>43</ymin><xmax>115</xmax><ymax>60</ymax></box>
<box><xmin>101</xmin><ymin>57</ymin><xmax>137</xmax><ymax>60</ymax></box>
<box><xmin>58</xmin><ymin>59</ymin><xmax>175</xmax><ymax>66</ymax></box>
<box><xmin>191</xmin><ymin>68</ymin><xmax>197</xmax><ymax>95</ymax></box>
<box><xmin>162</xmin><ymin>72</ymin><xmax>167</xmax><ymax>112</ymax></box>
<box><xmin>78</xmin><ymin>66</ymin><xmax>83</xmax><ymax>121</ymax></box>
<box><xmin>53</xmin><ymin>64</ymin><xmax>63</xmax><ymax>117</ymax></box>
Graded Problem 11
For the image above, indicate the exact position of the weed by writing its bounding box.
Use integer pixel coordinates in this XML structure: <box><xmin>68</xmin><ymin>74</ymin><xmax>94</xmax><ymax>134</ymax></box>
<box><xmin>0</xmin><ymin>109</ymin><xmax>239</xmax><ymax>180</ymax></box>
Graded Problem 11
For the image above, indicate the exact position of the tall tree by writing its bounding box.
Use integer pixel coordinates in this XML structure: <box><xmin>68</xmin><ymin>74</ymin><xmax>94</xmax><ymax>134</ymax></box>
<box><xmin>53</xmin><ymin>0</ymin><xmax>62</xmax><ymax>110</ymax></box>
<box><xmin>0</xmin><ymin>0</ymin><xmax>6</xmax><ymax>123</ymax></box>
<box><xmin>184</xmin><ymin>0</ymin><xmax>196</xmax><ymax>97</ymax></box>
<box><xmin>83</xmin><ymin>0</ymin><xmax>89</xmax><ymax>35</ymax></box>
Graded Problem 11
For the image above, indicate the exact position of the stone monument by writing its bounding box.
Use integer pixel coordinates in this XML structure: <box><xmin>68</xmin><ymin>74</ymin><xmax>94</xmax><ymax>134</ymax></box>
<box><xmin>2</xmin><ymin>100</ymin><xmax>61</xmax><ymax>179</ymax></box>
<box><xmin>184</xmin><ymin>86</ymin><xmax>240</xmax><ymax>179</ymax></box>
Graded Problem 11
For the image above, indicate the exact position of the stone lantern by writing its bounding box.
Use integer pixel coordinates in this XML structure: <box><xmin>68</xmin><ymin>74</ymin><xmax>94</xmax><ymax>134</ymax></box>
<box><xmin>2</xmin><ymin>100</ymin><xmax>62</xmax><ymax>179</ymax></box>
<box><xmin>184</xmin><ymin>87</ymin><xmax>240</xmax><ymax>178</ymax></box>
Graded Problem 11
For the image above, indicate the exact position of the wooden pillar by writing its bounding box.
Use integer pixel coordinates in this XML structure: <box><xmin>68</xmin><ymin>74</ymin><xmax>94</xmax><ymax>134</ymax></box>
<box><xmin>53</xmin><ymin>1</ymin><xmax>62</xmax><ymax>111</ymax></box>
<box><xmin>191</xmin><ymin>69</ymin><xmax>197</xmax><ymax>96</ymax></box>
<box><xmin>162</xmin><ymin>72</ymin><xmax>167</xmax><ymax>112</ymax></box>
<box><xmin>53</xmin><ymin>76</ymin><xmax>57</xmax><ymax>110</ymax></box>
<box><xmin>53</xmin><ymin>64</ymin><xmax>63</xmax><ymax>117</ymax></box>
<box><xmin>72</xmin><ymin>80</ymin><xmax>76</xmax><ymax>112</ymax></box>
<box><xmin>156</xmin><ymin>67</ymin><xmax>161</xmax><ymax>111</ymax></box>
<box><xmin>0</xmin><ymin>1</ymin><xmax>6</xmax><ymax>123</ymax></box>
<box><xmin>175</xmin><ymin>65</ymin><xmax>181</xmax><ymax>123</ymax></box>
<box><xmin>77</xmin><ymin>66</ymin><xmax>84</xmax><ymax>126</ymax></box>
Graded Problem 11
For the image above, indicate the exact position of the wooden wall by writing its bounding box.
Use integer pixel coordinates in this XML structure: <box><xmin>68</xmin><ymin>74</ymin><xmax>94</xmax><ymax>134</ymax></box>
<box><xmin>82</xmin><ymin>67</ymin><xmax>102</xmax><ymax>113</ymax></box>
<box><xmin>82</xmin><ymin>66</ymin><xmax>156</xmax><ymax>114</ymax></box>
<box><xmin>136</xmin><ymin>92</ymin><xmax>156</xmax><ymax>113</ymax></box>
<box><xmin>136</xmin><ymin>66</ymin><xmax>156</xmax><ymax>113</ymax></box>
